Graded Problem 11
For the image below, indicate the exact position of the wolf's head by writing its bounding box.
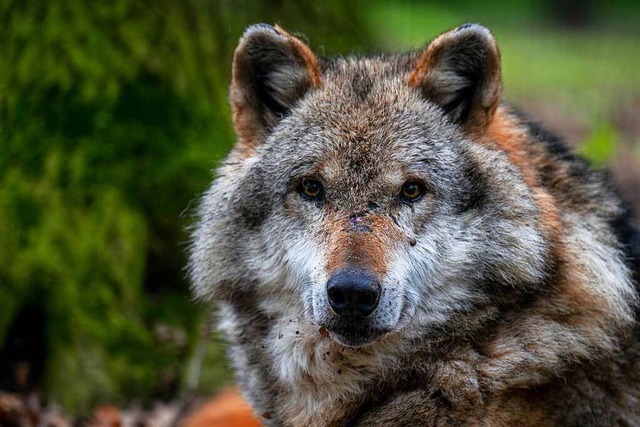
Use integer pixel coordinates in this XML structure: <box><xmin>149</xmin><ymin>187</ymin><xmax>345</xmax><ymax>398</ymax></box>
<box><xmin>190</xmin><ymin>24</ymin><xmax>550</xmax><ymax>347</ymax></box>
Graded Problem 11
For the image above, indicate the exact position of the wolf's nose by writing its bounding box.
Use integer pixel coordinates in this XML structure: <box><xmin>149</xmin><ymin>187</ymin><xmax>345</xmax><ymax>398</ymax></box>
<box><xmin>327</xmin><ymin>268</ymin><xmax>380</xmax><ymax>318</ymax></box>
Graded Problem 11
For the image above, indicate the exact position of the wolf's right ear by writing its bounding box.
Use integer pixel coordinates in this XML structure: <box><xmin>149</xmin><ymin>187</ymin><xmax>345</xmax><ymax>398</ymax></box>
<box><xmin>231</xmin><ymin>24</ymin><xmax>321</xmax><ymax>155</ymax></box>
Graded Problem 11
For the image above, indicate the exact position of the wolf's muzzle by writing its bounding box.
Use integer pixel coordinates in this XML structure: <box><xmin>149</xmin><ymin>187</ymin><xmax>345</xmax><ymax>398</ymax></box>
<box><xmin>326</xmin><ymin>267</ymin><xmax>380</xmax><ymax>318</ymax></box>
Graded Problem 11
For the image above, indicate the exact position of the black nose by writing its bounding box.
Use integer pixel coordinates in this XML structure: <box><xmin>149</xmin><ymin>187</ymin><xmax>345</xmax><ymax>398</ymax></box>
<box><xmin>327</xmin><ymin>268</ymin><xmax>381</xmax><ymax>318</ymax></box>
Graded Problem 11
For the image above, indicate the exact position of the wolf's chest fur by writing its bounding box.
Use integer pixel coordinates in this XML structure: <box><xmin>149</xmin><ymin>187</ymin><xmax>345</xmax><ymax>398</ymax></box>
<box><xmin>190</xmin><ymin>23</ymin><xmax>640</xmax><ymax>426</ymax></box>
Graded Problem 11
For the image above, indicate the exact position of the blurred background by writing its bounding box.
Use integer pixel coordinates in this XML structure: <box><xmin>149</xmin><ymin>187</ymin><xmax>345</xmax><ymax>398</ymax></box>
<box><xmin>1</xmin><ymin>0</ymin><xmax>639</xmax><ymax>424</ymax></box>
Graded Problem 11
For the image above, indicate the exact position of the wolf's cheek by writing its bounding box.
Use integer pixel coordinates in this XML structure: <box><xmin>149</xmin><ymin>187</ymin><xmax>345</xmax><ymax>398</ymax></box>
<box><xmin>228</xmin><ymin>166</ymin><xmax>276</xmax><ymax>230</ymax></box>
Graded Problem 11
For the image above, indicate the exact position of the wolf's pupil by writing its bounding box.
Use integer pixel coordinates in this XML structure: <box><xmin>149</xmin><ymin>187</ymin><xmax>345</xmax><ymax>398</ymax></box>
<box><xmin>299</xmin><ymin>179</ymin><xmax>323</xmax><ymax>200</ymax></box>
<box><xmin>401</xmin><ymin>182</ymin><xmax>423</xmax><ymax>201</ymax></box>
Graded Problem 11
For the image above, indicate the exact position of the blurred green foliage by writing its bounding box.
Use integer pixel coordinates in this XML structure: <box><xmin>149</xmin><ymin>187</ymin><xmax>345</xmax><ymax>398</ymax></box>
<box><xmin>579</xmin><ymin>123</ymin><xmax>619</xmax><ymax>167</ymax></box>
<box><xmin>1</xmin><ymin>0</ymin><xmax>638</xmax><ymax>416</ymax></box>
<box><xmin>369</xmin><ymin>1</ymin><xmax>640</xmax><ymax>118</ymax></box>
<box><xmin>0</xmin><ymin>0</ymin><xmax>372</xmax><ymax>415</ymax></box>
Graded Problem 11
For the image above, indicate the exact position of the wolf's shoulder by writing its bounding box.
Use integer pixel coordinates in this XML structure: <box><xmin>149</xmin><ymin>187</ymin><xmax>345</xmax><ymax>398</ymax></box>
<box><xmin>512</xmin><ymin>108</ymin><xmax>640</xmax><ymax>287</ymax></box>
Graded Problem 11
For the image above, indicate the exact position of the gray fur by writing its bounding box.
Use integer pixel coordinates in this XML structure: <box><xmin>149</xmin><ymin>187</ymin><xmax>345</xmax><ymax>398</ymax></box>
<box><xmin>189</xmin><ymin>23</ymin><xmax>640</xmax><ymax>426</ymax></box>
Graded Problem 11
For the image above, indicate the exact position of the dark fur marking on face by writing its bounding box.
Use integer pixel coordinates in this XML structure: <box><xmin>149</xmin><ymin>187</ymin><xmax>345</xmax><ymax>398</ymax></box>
<box><xmin>457</xmin><ymin>153</ymin><xmax>488</xmax><ymax>213</ymax></box>
<box><xmin>231</xmin><ymin>166</ymin><xmax>273</xmax><ymax>229</ymax></box>
<box><xmin>230</xmin><ymin>288</ymin><xmax>272</xmax><ymax>334</ymax></box>
<box><xmin>346</xmin><ymin>150</ymin><xmax>370</xmax><ymax>175</ymax></box>
<box><xmin>351</xmin><ymin>72</ymin><xmax>374</xmax><ymax>102</ymax></box>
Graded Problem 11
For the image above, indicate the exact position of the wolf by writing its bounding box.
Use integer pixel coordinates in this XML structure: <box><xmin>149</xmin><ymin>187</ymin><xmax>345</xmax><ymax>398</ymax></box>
<box><xmin>189</xmin><ymin>23</ymin><xmax>640</xmax><ymax>426</ymax></box>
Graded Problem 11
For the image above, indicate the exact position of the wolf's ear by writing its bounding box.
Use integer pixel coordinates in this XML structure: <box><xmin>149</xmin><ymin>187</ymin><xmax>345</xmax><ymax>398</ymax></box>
<box><xmin>231</xmin><ymin>24</ymin><xmax>321</xmax><ymax>153</ymax></box>
<box><xmin>408</xmin><ymin>24</ymin><xmax>502</xmax><ymax>134</ymax></box>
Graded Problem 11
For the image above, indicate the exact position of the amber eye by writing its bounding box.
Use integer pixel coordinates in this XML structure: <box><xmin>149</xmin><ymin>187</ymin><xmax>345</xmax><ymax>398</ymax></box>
<box><xmin>400</xmin><ymin>181</ymin><xmax>424</xmax><ymax>202</ymax></box>
<box><xmin>298</xmin><ymin>178</ymin><xmax>324</xmax><ymax>200</ymax></box>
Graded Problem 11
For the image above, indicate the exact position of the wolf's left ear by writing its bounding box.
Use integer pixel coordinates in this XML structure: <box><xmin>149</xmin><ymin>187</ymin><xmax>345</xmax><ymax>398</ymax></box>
<box><xmin>408</xmin><ymin>24</ymin><xmax>502</xmax><ymax>134</ymax></box>
<box><xmin>231</xmin><ymin>24</ymin><xmax>321</xmax><ymax>154</ymax></box>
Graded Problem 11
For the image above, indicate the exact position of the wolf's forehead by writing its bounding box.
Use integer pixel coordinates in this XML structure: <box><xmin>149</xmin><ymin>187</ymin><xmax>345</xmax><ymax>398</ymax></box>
<box><xmin>295</xmin><ymin>103</ymin><xmax>407</xmax><ymax>186</ymax></box>
<box><xmin>296</xmin><ymin>66</ymin><xmax>447</xmax><ymax>164</ymax></box>
<box><xmin>265</xmin><ymin>57</ymin><xmax>462</xmax><ymax>188</ymax></box>
<box><xmin>299</xmin><ymin>57</ymin><xmax>450</xmax><ymax>141</ymax></box>
<box><xmin>314</xmin><ymin>57</ymin><xmax>420</xmax><ymax>113</ymax></box>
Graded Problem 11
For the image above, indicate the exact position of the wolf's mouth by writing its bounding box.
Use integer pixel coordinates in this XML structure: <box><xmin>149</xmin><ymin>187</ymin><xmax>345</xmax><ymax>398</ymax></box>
<box><xmin>323</xmin><ymin>320</ymin><xmax>390</xmax><ymax>347</ymax></box>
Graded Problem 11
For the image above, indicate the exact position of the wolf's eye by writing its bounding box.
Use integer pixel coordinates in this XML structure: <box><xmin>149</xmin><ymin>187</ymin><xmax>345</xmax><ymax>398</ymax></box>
<box><xmin>298</xmin><ymin>179</ymin><xmax>324</xmax><ymax>200</ymax></box>
<box><xmin>400</xmin><ymin>181</ymin><xmax>424</xmax><ymax>202</ymax></box>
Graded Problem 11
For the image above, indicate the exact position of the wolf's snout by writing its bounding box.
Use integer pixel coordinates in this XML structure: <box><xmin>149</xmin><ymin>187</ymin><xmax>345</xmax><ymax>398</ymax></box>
<box><xmin>326</xmin><ymin>268</ymin><xmax>380</xmax><ymax>318</ymax></box>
